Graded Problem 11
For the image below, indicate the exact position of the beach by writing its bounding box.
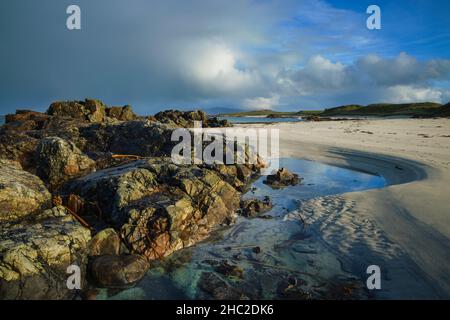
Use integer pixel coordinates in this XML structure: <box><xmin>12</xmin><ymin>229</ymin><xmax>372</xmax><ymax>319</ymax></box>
<box><xmin>241</xmin><ymin>118</ymin><xmax>450</xmax><ymax>298</ymax></box>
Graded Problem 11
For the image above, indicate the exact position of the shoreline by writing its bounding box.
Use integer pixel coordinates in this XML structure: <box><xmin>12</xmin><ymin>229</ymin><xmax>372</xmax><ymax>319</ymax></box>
<box><xmin>243</xmin><ymin>118</ymin><xmax>450</xmax><ymax>298</ymax></box>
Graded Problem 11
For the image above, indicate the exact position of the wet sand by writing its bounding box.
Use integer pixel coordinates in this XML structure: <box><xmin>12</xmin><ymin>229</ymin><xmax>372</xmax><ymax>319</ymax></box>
<box><xmin>243</xmin><ymin>118</ymin><xmax>450</xmax><ymax>299</ymax></box>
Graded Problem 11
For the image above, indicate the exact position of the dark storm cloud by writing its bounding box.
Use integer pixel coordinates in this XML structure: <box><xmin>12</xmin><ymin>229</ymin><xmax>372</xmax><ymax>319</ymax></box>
<box><xmin>1</xmin><ymin>0</ymin><xmax>449</xmax><ymax>114</ymax></box>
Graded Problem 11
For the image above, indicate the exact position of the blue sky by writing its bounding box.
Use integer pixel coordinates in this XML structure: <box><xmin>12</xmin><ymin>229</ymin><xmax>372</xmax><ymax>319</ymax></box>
<box><xmin>0</xmin><ymin>0</ymin><xmax>449</xmax><ymax>114</ymax></box>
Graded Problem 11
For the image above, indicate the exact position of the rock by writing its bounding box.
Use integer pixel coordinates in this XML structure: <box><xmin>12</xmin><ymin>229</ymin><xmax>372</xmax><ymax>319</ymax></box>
<box><xmin>65</xmin><ymin>158</ymin><xmax>243</xmax><ymax>260</ymax></box>
<box><xmin>47</xmin><ymin>99</ymin><xmax>106</xmax><ymax>123</ymax></box>
<box><xmin>252</xmin><ymin>246</ymin><xmax>261</xmax><ymax>254</ymax></box>
<box><xmin>90</xmin><ymin>228</ymin><xmax>121</xmax><ymax>256</ymax></box>
<box><xmin>211</xmin><ymin>260</ymin><xmax>244</xmax><ymax>279</ymax></box>
<box><xmin>0</xmin><ymin>132</ymin><xmax>39</xmax><ymax>172</ymax></box>
<box><xmin>36</xmin><ymin>137</ymin><xmax>96</xmax><ymax>190</ymax></box>
<box><xmin>105</xmin><ymin>105</ymin><xmax>137</xmax><ymax>121</ymax></box>
<box><xmin>0</xmin><ymin>206</ymin><xmax>92</xmax><ymax>299</ymax></box>
<box><xmin>263</xmin><ymin>168</ymin><xmax>300</xmax><ymax>188</ymax></box>
<box><xmin>89</xmin><ymin>254</ymin><xmax>149</xmax><ymax>288</ymax></box>
<box><xmin>239</xmin><ymin>197</ymin><xmax>272</xmax><ymax>217</ymax></box>
<box><xmin>154</xmin><ymin>110</ymin><xmax>230</xmax><ymax>128</ymax></box>
<box><xmin>4</xmin><ymin>110</ymin><xmax>51</xmax><ymax>132</ymax></box>
<box><xmin>79</xmin><ymin>120</ymin><xmax>176</xmax><ymax>157</ymax></box>
<box><xmin>197</xmin><ymin>272</ymin><xmax>244</xmax><ymax>299</ymax></box>
<box><xmin>0</xmin><ymin>159</ymin><xmax>51</xmax><ymax>222</ymax></box>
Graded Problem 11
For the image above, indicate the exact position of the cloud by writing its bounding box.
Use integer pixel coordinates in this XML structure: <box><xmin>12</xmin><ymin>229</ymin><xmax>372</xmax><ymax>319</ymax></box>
<box><xmin>279</xmin><ymin>52</ymin><xmax>450</xmax><ymax>104</ymax></box>
<box><xmin>0</xmin><ymin>0</ymin><xmax>449</xmax><ymax>113</ymax></box>
<box><xmin>383</xmin><ymin>85</ymin><xmax>450</xmax><ymax>103</ymax></box>
<box><xmin>243</xmin><ymin>95</ymin><xmax>280</xmax><ymax>110</ymax></box>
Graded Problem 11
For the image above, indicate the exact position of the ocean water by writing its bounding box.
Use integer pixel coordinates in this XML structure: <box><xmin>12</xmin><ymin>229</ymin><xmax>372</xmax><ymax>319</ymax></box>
<box><xmin>219</xmin><ymin>116</ymin><xmax>303</xmax><ymax>124</ymax></box>
<box><xmin>0</xmin><ymin>115</ymin><xmax>5</xmax><ymax>125</ymax></box>
<box><xmin>97</xmin><ymin>158</ymin><xmax>386</xmax><ymax>300</ymax></box>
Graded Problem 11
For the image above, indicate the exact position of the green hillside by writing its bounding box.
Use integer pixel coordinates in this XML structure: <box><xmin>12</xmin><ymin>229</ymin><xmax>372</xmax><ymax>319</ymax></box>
<box><xmin>322</xmin><ymin>102</ymin><xmax>443</xmax><ymax>116</ymax></box>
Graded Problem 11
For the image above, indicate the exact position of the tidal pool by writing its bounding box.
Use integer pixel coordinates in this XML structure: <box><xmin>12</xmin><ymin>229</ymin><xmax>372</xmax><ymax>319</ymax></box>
<box><xmin>98</xmin><ymin>158</ymin><xmax>386</xmax><ymax>300</ymax></box>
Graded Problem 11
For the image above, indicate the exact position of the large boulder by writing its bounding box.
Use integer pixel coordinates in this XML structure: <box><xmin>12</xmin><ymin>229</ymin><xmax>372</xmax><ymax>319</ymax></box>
<box><xmin>239</xmin><ymin>197</ymin><xmax>272</xmax><ymax>218</ymax></box>
<box><xmin>36</xmin><ymin>137</ymin><xmax>95</xmax><ymax>190</ymax></box>
<box><xmin>105</xmin><ymin>105</ymin><xmax>137</xmax><ymax>121</ymax></box>
<box><xmin>47</xmin><ymin>99</ymin><xmax>107</xmax><ymax>123</ymax></box>
<box><xmin>263</xmin><ymin>168</ymin><xmax>301</xmax><ymax>188</ymax></box>
<box><xmin>89</xmin><ymin>228</ymin><xmax>121</xmax><ymax>257</ymax></box>
<box><xmin>78</xmin><ymin>120</ymin><xmax>176</xmax><ymax>157</ymax></box>
<box><xmin>0</xmin><ymin>206</ymin><xmax>92</xmax><ymax>299</ymax></box>
<box><xmin>65</xmin><ymin>158</ymin><xmax>244</xmax><ymax>260</ymax></box>
<box><xmin>88</xmin><ymin>254</ymin><xmax>149</xmax><ymax>288</ymax></box>
<box><xmin>0</xmin><ymin>159</ymin><xmax>51</xmax><ymax>222</ymax></box>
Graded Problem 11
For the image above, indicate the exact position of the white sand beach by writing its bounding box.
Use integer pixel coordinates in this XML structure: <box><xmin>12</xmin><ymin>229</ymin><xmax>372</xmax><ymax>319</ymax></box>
<box><xmin>243</xmin><ymin>118</ymin><xmax>450</xmax><ymax>299</ymax></box>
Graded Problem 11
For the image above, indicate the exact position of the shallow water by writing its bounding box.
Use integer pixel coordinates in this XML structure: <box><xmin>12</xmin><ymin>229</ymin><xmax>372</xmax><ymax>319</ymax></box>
<box><xmin>98</xmin><ymin>158</ymin><xmax>386</xmax><ymax>300</ymax></box>
<box><xmin>219</xmin><ymin>116</ymin><xmax>303</xmax><ymax>123</ymax></box>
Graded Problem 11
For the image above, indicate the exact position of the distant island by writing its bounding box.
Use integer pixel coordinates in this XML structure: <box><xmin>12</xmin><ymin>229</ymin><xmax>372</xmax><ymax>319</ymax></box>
<box><xmin>217</xmin><ymin>102</ymin><xmax>450</xmax><ymax>118</ymax></box>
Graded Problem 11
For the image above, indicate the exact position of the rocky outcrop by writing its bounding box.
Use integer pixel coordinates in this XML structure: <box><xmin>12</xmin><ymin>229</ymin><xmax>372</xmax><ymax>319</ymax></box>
<box><xmin>0</xmin><ymin>206</ymin><xmax>91</xmax><ymax>299</ymax></box>
<box><xmin>1</xmin><ymin>99</ymin><xmax>265</xmax><ymax>299</ymax></box>
<box><xmin>47</xmin><ymin>99</ymin><xmax>138</xmax><ymax>123</ymax></box>
<box><xmin>4</xmin><ymin>110</ymin><xmax>51</xmax><ymax>132</ymax></box>
<box><xmin>264</xmin><ymin>168</ymin><xmax>301</xmax><ymax>188</ymax></box>
<box><xmin>0</xmin><ymin>159</ymin><xmax>51</xmax><ymax>222</ymax></box>
<box><xmin>154</xmin><ymin>110</ymin><xmax>230</xmax><ymax>128</ymax></box>
<box><xmin>105</xmin><ymin>105</ymin><xmax>137</xmax><ymax>121</ymax></box>
<box><xmin>0</xmin><ymin>133</ymin><xmax>39</xmax><ymax>172</ymax></box>
<box><xmin>65</xmin><ymin>158</ymin><xmax>246</xmax><ymax>260</ymax></box>
<box><xmin>89</xmin><ymin>254</ymin><xmax>149</xmax><ymax>288</ymax></box>
<box><xmin>239</xmin><ymin>197</ymin><xmax>272</xmax><ymax>217</ymax></box>
<box><xmin>47</xmin><ymin>99</ymin><xmax>107</xmax><ymax>123</ymax></box>
<box><xmin>36</xmin><ymin>137</ymin><xmax>95</xmax><ymax>190</ymax></box>
<box><xmin>78</xmin><ymin>120</ymin><xmax>176</xmax><ymax>157</ymax></box>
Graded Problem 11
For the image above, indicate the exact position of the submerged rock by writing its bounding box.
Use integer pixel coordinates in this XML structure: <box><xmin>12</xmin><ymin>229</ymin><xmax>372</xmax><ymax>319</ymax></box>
<box><xmin>89</xmin><ymin>254</ymin><xmax>149</xmax><ymax>288</ymax></box>
<box><xmin>197</xmin><ymin>272</ymin><xmax>244</xmax><ymax>299</ymax></box>
<box><xmin>0</xmin><ymin>206</ymin><xmax>91</xmax><ymax>299</ymax></box>
<box><xmin>263</xmin><ymin>168</ymin><xmax>300</xmax><ymax>188</ymax></box>
<box><xmin>204</xmin><ymin>260</ymin><xmax>244</xmax><ymax>279</ymax></box>
<box><xmin>239</xmin><ymin>197</ymin><xmax>272</xmax><ymax>217</ymax></box>
<box><xmin>36</xmin><ymin>137</ymin><xmax>96</xmax><ymax>190</ymax></box>
<box><xmin>0</xmin><ymin>159</ymin><xmax>51</xmax><ymax>222</ymax></box>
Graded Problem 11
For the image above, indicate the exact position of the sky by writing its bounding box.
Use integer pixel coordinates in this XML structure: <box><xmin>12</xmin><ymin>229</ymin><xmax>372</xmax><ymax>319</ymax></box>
<box><xmin>1</xmin><ymin>0</ymin><xmax>449</xmax><ymax>114</ymax></box>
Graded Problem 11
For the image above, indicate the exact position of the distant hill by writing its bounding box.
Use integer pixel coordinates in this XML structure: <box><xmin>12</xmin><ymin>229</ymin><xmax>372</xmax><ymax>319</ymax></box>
<box><xmin>217</xmin><ymin>109</ymin><xmax>322</xmax><ymax>117</ymax></box>
<box><xmin>322</xmin><ymin>102</ymin><xmax>443</xmax><ymax>117</ymax></box>
<box><xmin>204</xmin><ymin>102</ymin><xmax>450</xmax><ymax>118</ymax></box>
<box><xmin>432</xmin><ymin>102</ymin><xmax>450</xmax><ymax>117</ymax></box>
<box><xmin>201</xmin><ymin>107</ymin><xmax>246</xmax><ymax>116</ymax></box>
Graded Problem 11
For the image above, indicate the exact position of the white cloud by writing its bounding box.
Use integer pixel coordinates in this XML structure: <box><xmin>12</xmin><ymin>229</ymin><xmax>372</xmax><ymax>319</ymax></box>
<box><xmin>384</xmin><ymin>85</ymin><xmax>449</xmax><ymax>103</ymax></box>
<box><xmin>243</xmin><ymin>95</ymin><xmax>280</xmax><ymax>110</ymax></box>
<box><xmin>278</xmin><ymin>53</ymin><xmax>450</xmax><ymax>105</ymax></box>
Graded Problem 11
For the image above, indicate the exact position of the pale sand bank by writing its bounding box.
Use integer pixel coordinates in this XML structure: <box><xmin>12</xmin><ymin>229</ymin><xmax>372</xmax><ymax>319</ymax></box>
<box><xmin>243</xmin><ymin>118</ymin><xmax>450</xmax><ymax>299</ymax></box>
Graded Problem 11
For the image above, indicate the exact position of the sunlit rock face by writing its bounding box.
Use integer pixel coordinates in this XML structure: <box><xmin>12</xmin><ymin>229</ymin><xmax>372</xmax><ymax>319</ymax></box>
<box><xmin>0</xmin><ymin>206</ymin><xmax>91</xmax><ymax>300</ymax></box>
<box><xmin>65</xmin><ymin>157</ymin><xmax>260</xmax><ymax>260</ymax></box>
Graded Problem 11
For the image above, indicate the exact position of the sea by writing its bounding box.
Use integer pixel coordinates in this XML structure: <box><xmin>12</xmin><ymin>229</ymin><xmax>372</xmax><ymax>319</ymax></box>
<box><xmin>219</xmin><ymin>116</ymin><xmax>303</xmax><ymax>124</ymax></box>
